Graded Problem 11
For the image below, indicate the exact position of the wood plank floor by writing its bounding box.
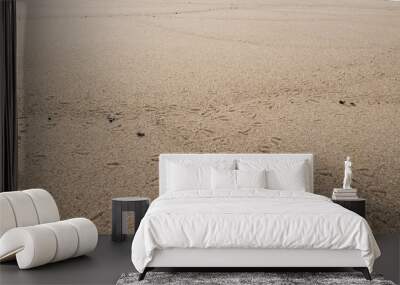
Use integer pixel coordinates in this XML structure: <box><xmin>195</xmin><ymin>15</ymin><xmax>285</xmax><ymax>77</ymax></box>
<box><xmin>0</xmin><ymin>234</ymin><xmax>398</xmax><ymax>285</ymax></box>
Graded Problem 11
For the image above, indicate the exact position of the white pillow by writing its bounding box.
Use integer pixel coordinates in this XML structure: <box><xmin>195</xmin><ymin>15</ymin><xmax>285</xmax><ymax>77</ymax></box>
<box><xmin>211</xmin><ymin>168</ymin><xmax>236</xmax><ymax>190</ymax></box>
<box><xmin>167</xmin><ymin>163</ymin><xmax>211</xmax><ymax>191</ymax></box>
<box><xmin>211</xmin><ymin>169</ymin><xmax>268</xmax><ymax>190</ymax></box>
<box><xmin>238</xmin><ymin>159</ymin><xmax>309</xmax><ymax>191</ymax></box>
<box><xmin>166</xmin><ymin>159</ymin><xmax>236</xmax><ymax>192</ymax></box>
<box><xmin>237</xmin><ymin>169</ymin><xmax>267</xmax><ymax>189</ymax></box>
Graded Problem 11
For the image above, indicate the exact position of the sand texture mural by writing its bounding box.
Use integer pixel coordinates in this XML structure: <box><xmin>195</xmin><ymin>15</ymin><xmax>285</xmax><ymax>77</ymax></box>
<box><xmin>16</xmin><ymin>0</ymin><xmax>400</xmax><ymax>233</ymax></box>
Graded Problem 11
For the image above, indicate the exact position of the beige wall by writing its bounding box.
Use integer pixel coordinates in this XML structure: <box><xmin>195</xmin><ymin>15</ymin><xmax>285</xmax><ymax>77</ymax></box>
<box><xmin>17</xmin><ymin>0</ymin><xmax>400</xmax><ymax>234</ymax></box>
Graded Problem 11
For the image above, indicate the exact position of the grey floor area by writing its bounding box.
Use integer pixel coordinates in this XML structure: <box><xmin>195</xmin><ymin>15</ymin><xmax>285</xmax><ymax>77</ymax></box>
<box><xmin>0</xmin><ymin>235</ymin><xmax>134</xmax><ymax>285</ymax></box>
<box><xmin>0</xmin><ymin>234</ymin><xmax>399</xmax><ymax>285</ymax></box>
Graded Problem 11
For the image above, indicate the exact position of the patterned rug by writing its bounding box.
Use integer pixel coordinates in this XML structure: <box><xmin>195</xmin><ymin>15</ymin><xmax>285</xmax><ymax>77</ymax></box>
<box><xmin>116</xmin><ymin>272</ymin><xmax>396</xmax><ymax>285</ymax></box>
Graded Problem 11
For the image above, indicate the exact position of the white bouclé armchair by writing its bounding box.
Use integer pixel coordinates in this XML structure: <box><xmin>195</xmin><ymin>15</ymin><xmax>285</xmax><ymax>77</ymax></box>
<box><xmin>0</xmin><ymin>189</ymin><xmax>98</xmax><ymax>269</ymax></box>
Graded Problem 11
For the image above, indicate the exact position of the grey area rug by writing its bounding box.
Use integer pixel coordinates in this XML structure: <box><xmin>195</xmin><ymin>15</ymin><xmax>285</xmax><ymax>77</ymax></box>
<box><xmin>116</xmin><ymin>272</ymin><xmax>396</xmax><ymax>285</ymax></box>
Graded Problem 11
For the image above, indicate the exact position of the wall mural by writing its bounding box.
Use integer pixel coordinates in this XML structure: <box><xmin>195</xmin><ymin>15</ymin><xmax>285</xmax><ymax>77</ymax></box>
<box><xmin>17</xmin><ymin>0</ymin><xmax>400</xmax><ymax>233</ymax></box>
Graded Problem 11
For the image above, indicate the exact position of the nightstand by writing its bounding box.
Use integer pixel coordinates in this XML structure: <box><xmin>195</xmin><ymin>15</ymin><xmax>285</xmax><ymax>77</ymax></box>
<box><xmin>112</xmin><ymin>197</ymin><xmax>150</xmax><ymax>242</ymax></box>
<box><xmin>332</xmin><ymin>198</ymin><xmax>366</xmax><ymax>218</ymax></box>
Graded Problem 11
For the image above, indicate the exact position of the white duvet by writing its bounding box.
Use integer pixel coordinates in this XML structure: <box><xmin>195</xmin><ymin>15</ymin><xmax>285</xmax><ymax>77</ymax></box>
<box><xmin>131</xmin><ymin>190</ymin><xmax>380</xmax><ymax>273</ymax></box>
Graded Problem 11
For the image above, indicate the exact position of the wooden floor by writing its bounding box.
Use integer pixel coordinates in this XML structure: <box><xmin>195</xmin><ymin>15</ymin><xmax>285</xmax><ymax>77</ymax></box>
<box><xmin>0</xmin><ymin>234</ymin><xmax>398</xmax><ymax>285</ymax></box>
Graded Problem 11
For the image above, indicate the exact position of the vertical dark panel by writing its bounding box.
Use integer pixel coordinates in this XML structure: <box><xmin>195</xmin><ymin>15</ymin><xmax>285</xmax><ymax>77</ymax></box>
<box><xmin>112</xmin><ymin>200</ymin><xmax>123</xmax><ymax>241</ymax></box>
<box><xmin>0</xmin><ymin>0</ymin><xmax>17</xmax><ymax>192</ymax></box>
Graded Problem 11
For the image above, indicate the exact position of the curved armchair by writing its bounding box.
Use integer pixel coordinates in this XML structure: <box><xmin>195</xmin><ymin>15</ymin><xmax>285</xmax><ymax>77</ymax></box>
<box><xmin>0</xmin><ymin>189</ymin><xmax>97</xmax><ymax>269</ymax></box>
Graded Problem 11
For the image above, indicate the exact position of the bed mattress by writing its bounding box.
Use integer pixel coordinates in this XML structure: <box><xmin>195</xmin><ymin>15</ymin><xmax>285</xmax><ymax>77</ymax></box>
<box><xmin>131</xmin><ymin>189</ymin><xmax>380</xmax><ymax>273</ymax></box>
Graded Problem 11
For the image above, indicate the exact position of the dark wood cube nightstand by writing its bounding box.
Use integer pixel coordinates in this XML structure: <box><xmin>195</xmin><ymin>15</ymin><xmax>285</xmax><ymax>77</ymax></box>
<box><xmin>332</xmin><ymin>198</ymin><xmax>366</xmax><ymax>218</ymax></box>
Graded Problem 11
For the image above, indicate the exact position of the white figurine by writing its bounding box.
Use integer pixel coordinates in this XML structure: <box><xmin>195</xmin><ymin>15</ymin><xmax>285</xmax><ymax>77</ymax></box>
<box><xmin>343</xmin><ymin>156</ymin><xmax>352</xmax><ymax>189</ymax></box>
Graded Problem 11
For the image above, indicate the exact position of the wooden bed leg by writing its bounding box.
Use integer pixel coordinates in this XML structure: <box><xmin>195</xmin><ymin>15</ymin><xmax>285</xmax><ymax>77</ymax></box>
<box><xmin>354</xmin><ymin>267</ymin><xmax>372</xmax><ymax>280</ymax></box>
<box><xmin>361</xmin><ymin>268</ymin><xmax>372</xmax><ymax>281</ymax></box>
<box><xmin>138</xmin><ymin>268</ymin><xmax>148</xmax><ymax>281</ymax></box>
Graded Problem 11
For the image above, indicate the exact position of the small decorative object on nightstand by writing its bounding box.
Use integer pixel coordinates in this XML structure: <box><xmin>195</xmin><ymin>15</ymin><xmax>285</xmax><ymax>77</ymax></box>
<box><xmin>332</xmin><ymin>188</ymin><xmax>358</xmax><ymax>200</ymax></box>
<box><xmin>112</xmin><ymin>197</ymin><xmax>150</xmax><ymax>242</ymax></box>
<box><xmin>332</xmin><ymin>198</ymin><xmax>366</xmax><ymax>218</ymax></box>
<box><xmin>333</xmin><ymin>156</ymin><xmax>358</xmax><ymax>199</ymax></box>
<box><xmin>332</xmin><ymin>156</ymin><xmax>366</xmax><ymax>218</ymax></box>
<box><xmin>343</xmin><ymin>156</ymin><xmax>353</xmax><ymax>189</ymax></box>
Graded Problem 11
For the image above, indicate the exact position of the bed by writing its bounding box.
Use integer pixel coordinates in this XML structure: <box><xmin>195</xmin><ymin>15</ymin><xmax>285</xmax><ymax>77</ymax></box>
<box><xmin>131</xmin><ymin>154</ymin><xmax>380</xmax><ymax>280</ymax></box>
